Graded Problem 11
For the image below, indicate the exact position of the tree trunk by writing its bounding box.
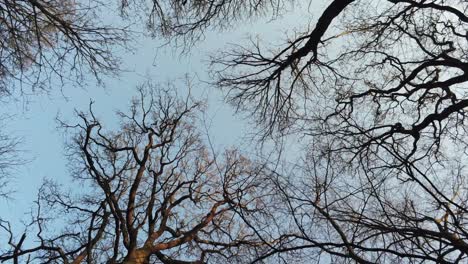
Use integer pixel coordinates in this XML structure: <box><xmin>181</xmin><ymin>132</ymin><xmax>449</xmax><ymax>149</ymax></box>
<box><xmin>123</xmin><ymin>249</ymin><xmax>151</xmax><ymax>264</ymax></box>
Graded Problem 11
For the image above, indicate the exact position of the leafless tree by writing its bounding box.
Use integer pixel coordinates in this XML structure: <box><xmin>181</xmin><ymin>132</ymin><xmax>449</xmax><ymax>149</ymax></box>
<box><xmin>3</xmin><ymin>0</ymin><xmax>468</xmax><ymax>262</ymax></box>
<box><xmin>208</xmin><ymin>0</ymin><xmax>468</xmax><ymax>263</ymax></box>
<box><xmin>1</xmin><ymin>0</ymin><xmax>286</xmax><ymax>95</ymax></box>
<box><xmin>0</xmin><ymin>0</ymin><xmax>128</xmax><ymax>96</ymax></box>
<box><xmin>0</xmin><ymin>119</ymin><xmax>22</xmax><ymax>198</ymax></box>
<box><xmin>0</xmin><ymin>85</ymin><xmax>273</xmax><ymax>263</ymax></box>
<box><xmin>118</xmin><ymin>0</ymin><xmax>286</xmax><ymax>47</ymax></box>
<box><xmin>0</xmin><ymin>0</ymin><xmax>128</xmax><ymax>230</ymax></box>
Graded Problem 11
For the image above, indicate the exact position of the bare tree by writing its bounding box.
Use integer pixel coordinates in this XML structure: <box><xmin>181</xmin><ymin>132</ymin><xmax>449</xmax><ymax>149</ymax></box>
<box><xmin>0</xmin><ymin>0</ymin><xmax>128</xmax><ymax>95</ymax></box>
<box><xmin>0</xmin><ymin>84</ymin><xmax>273</xmax><ymax>263</ymax></box>
<box><xmin>3</xmin><ymin>0</ymin><xmax>468</xmax><ymax>262</ymax></box>
<box><xmin>118</xmin><ymin>0</ymin><xmax>288</xmax><ymax>48</ymax></box>
<box><xmin>0</xmin><ymin>119</ymin><xmax>22</xmax><ymax>198</ymax></box>
<box><xmin>208</xmin><ymin>0</ymin><xmax>468</xmax><ymax>263</ymax></box>
<box><xmin>1</xmin><ymin>0</ymin><xmax>287</xmax><ymax>94</ymax></box>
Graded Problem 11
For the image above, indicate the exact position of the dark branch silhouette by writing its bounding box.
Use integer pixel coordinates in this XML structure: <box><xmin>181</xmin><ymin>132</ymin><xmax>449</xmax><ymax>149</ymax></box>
<box><xmin>0</xmin><ymin>85</ymin><xmax>271</xmax><ymax>263</ymax></box>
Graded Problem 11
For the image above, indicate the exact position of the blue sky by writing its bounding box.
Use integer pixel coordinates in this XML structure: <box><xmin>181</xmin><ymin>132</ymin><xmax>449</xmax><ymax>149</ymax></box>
<box><xmin>0</xmin><ymin>1</ymin><xmax>317</xmax><ymax>231</ymax></box>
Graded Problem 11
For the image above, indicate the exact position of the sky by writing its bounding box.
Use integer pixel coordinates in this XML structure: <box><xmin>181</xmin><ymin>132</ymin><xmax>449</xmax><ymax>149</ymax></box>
<box><xmin>0</xmin><ymin>0</ymin><xmax>322</xmax><ymax>233</ymax></box>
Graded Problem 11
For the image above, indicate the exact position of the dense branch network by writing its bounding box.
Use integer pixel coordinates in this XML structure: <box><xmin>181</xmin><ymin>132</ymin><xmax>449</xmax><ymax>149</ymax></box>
<box><xmin>0</xmin><ymin>86</ymin><xmax>272</xmax><ymax>263</ymax></box>
<box><xmin>2</xmin><ymin>0</ymin><xmax>468</xmax><ymax>263</ymax></box>
<box><xmin>210</xmin><ymin>0</ymin><xmax>468</xmax><ymax>262</ymax></box>
<box><xmin>0</xmin><ymin>0</ymin><xmax>127</xmax><ymax>95</ymax></box>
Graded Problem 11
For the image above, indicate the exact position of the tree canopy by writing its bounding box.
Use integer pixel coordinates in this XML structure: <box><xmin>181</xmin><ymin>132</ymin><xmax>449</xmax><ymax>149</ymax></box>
<box><xmin>1</xmin><ymin>87</ymin><xmax>274</xmax><ymax>263</ymax></box>
<box><xmin>1</xmin><ymin>0</ymin><xmax>468</xmax><ymax>263</ymax></box>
